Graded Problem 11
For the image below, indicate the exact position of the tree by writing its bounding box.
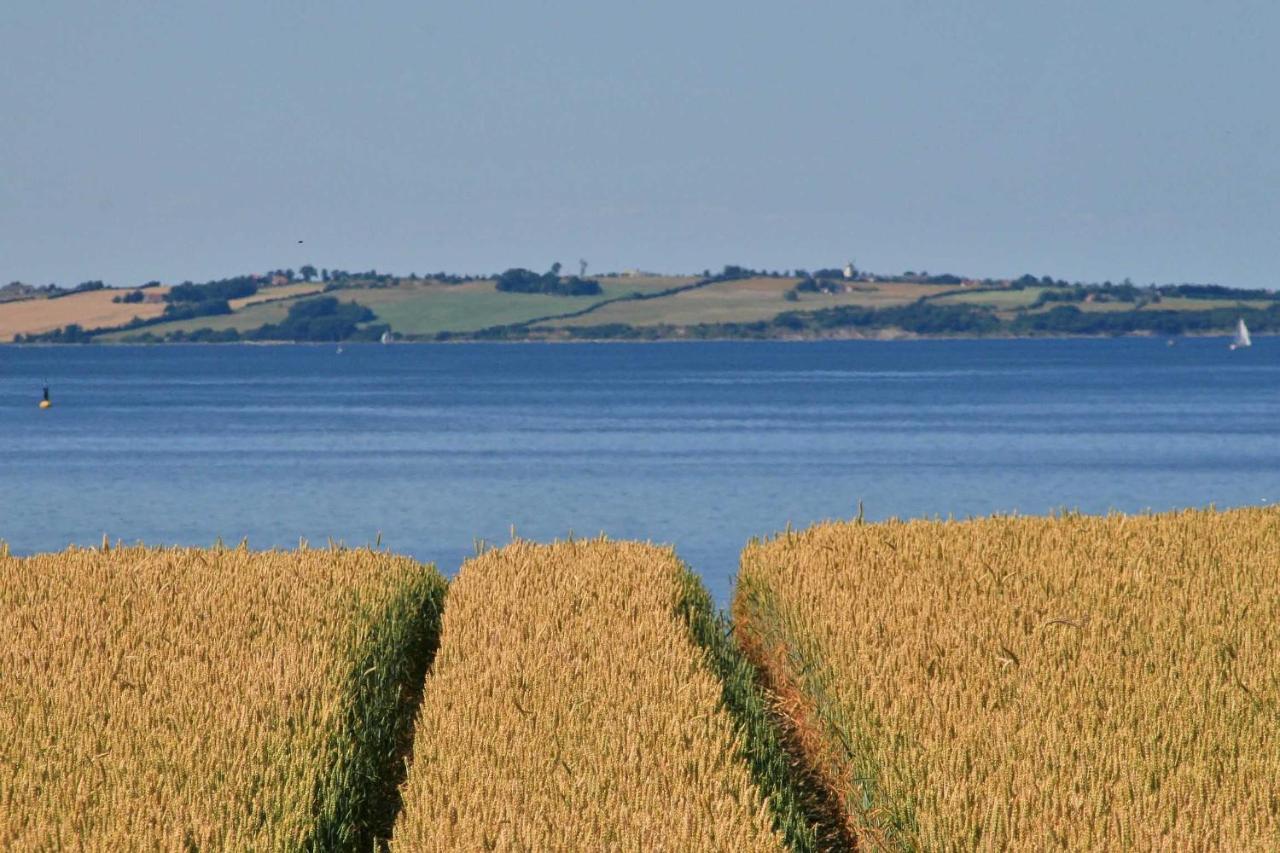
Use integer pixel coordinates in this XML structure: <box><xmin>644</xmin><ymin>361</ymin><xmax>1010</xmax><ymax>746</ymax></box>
<box><xmin>247</xmin><ymin>296</ymin><xmax>379</xmax><ymax>341</ymax></box>
<box><xmin>299</xmin><ymin>264</ymin><xmax>317</xmax><ymax>282</ymax></box>
<box><xmin>495</xmin><ymin>267</ymin><xmax>601</xmax><ymax>297</ymax></box>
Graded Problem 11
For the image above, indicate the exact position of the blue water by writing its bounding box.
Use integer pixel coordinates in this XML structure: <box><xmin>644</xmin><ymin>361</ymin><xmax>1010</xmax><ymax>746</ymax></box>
<box><xmin>2</xmin><ymin>339</ymin><xmax>1277</xmax><ymax>601</ymax></box>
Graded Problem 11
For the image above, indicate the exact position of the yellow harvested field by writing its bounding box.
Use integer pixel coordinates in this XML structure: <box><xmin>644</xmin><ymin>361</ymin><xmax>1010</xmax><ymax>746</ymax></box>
<box><xmin>0</xmin><ymin>543</ymin><xmax>445</xmax><ymax>851</ymax></box>
<box><xmin>0</xmin><ymin>288</ymin><xmax>170</xmax><ymax>340</ymax></box>
<box><xmin>229</xmin><ymin>282</ymin><xmax>325</xmax><ymax>309</ymax></box>
<box><xmin>391</xmin><ymin>539</ymin><xmax>783</xmax><ymax>852</ymax></box>
<box><xmin>735</xmin><ymin>508</ymin><xmax>1280</xmax><ymax>850</ymax></box>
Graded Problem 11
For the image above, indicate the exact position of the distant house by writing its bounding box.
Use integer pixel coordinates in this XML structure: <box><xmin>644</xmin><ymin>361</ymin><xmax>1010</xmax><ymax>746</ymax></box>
<box><xmin>143</xmin><ymin>292</ymin><xmax>166</xmax><ymax>304</ymax></box>
<box><xmin>270</xmin><ymin>274</ymin><xmax>290</xmax><ymax>287</ymax></box>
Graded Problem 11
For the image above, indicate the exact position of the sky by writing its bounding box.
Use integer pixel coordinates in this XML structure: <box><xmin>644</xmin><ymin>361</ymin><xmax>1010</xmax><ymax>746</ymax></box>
<box><xmin>2</xmin><ymin>1</ymin><xmax>1277</xmax><ymax>288</ymax></box>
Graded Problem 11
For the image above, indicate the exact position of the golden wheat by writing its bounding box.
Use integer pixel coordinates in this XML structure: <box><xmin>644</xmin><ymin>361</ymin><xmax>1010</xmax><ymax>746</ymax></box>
<box><xmin>390</xmin><ymin>538</ymin><xmax>784</xmax><ymax>852</ymax></box>
<box><xmin>0</xmin><ymin>287</ymin><xmax>170</xmax><ymax>340</ymax></box>
<box><xmin>736</xmin><ymin>508</ymin><xmax>1280</xmax><ymax>850</ymax></box>
<box><xmin>0</xmin><ymin>542</ymin><xmax>444</xmax><ymax>851</ymax></box>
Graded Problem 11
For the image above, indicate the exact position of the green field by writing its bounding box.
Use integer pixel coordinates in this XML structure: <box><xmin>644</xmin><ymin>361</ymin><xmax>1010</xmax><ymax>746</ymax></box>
<box><xmin>347</xmin><ymin>281</ymin><xmax>580</xmax><ymax>335</ymax></box>
<box><xmin>932</xmin><ymin>287</ymin><xmax>1046</xmax><ymax>309</ymax></box>
<box><xmin>101</xmin><ymin>277</ymin><xmax>703</xmax><ymax>340</ymax></box>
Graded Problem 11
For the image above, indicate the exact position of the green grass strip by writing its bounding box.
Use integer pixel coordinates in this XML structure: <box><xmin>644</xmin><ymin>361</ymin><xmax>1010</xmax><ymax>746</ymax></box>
<box><xmin>674</xmin><ymin>566</ymin><xmax>850</xmax><ymax>852</ymax></box>
<box><xmin>305</xmin><ymin>562</ymin><xmax>448</xmax><ymax>852</ymax></box>
<box><xmin>735</xmin><ymin>575</ymin><xmax>921</xmax><ymax>851</ymax></box>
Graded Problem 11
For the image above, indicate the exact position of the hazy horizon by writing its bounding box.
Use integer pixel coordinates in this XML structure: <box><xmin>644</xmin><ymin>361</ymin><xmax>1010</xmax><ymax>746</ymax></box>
<box><xmin>3</xmin><ymin>1</ymin><xmax>1277</xmax><ymax>288</ymax></box>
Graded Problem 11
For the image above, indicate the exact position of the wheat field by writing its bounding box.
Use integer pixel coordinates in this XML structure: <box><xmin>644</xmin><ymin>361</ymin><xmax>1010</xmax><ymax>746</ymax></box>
<box><xmin>390</xmin><ymin>538</ymin><xmax>784</xmax><ymax>852</ymax></box>
<box><xmin>0</xmin><ymin>542</ymin><xmax>445</xmax><ymax>851</ymax></box>
<box><xmin>0</xmin><ymin>288</ymin><xmax>170</xmax><ymax>340</ymax></box>
<box><xmin>735</xmin><ymin>508</ymin><xmax>1280</xmax><ymax>850</ymax></box>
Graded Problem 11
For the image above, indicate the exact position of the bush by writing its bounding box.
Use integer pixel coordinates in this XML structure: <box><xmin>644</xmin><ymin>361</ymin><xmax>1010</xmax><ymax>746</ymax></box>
<box><xmin>166</xmin><ymin>276</ymin><xmax>259</xmax><ymax>304</ymax></box>
<box><xmin>161</xmin><ymin>299</ymin><xmax>233</xmax><ymax>321</ymax></box>
<box><xmin>15</xmin><ymin>324</ymin><xmax>94</xmax><ymax>343</ymax></box>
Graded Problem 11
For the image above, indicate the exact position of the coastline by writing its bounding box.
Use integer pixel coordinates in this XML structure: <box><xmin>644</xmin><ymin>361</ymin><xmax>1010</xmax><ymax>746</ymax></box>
<box><xmin>1</xmin><ymin>328</ymin><xmax>1262</xmax><ymax>346</ymax></box>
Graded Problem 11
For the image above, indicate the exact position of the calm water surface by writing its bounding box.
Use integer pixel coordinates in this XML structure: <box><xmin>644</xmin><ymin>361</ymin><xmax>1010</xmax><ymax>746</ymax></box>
<box><xmin>2</xmin><ymin>339</ymin><xmax>1276</xmax><ymax>601</ymax></box>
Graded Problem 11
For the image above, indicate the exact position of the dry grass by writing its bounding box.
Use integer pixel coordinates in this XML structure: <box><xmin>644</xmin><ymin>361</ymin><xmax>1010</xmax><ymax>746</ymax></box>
<box><xmin>0</xmin><ymin>542</ymin><xmax>445</xmax><ymax>851</ymax></box>
<box><xmin>0</xmin><ymin>288</ymin><xmax>170</xmax><ymax>340</ymax></box>
<box><xmin>735</xmin><ymin>508</ymin><xmax>1280</xmax><ymax>850</ymax></box>
<box><xmin>390</xmin><ymin>538</ymin><xmax>784</xmax><ymax>852</ymax></box>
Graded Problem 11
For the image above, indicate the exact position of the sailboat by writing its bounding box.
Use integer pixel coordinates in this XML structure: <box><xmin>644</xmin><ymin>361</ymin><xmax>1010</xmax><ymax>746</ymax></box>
<box><xmin>380</xmin><ymin>330</ymin><xmax>393</xmax><ymax>344</ymax></box>
<box><xmin>1229</xmin><ymin>318</ymin><xmax>1252</xmax><ymax>350</ymax></box>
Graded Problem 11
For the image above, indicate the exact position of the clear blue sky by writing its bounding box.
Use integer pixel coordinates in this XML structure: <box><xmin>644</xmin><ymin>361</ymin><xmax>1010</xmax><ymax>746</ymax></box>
<box><xmin>3</xmin><ymin>1</ymin><xmax>1276</xmax><ymax>287</ymax></box>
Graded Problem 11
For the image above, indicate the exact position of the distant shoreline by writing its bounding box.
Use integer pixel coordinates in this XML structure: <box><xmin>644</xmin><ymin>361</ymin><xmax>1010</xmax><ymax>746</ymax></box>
<box><xmin>5</xmin><ymin>272</ymin><xmax>1274</xmax><ymax>345</ymax></box>
<box><xmin>2</xmin><ymin>329</ymin><xmax>1262</xmax><ymax>347</ymax></box>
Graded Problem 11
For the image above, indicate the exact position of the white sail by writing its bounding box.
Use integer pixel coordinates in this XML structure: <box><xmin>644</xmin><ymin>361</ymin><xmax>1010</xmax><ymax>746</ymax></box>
<box><xmin>380</xmin><ymin>330</ymin><xmax>392</xmax><ymax>344</ymax></box>
<box><xmin>1233</xmin><ymin>318</ymin><xmax>1252</xmax><ymax>349</ymax></box>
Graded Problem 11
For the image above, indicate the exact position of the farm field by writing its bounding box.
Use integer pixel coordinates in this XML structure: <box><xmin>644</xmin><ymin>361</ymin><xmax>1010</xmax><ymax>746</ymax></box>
<box><xmin>0</xmin><ymin>288</ymin><xmax>170</xmax><ymax>341</ymax></box>
<box><xmin>735</xmin><ymin>508</ymin><xmax>1280</xmax><ymax>849</ymax></box>
<box><xmin>390</xmin><ymin>539</ymin><xmax>785</xmax><ymax>851</ymax></box>
<box><xmin>97</xmin><ymin>277</ymin><xmax>692</xmax><ymax>340</ymax></box>
<box><xmin>342</xmin><ymin>280</ymin><xmax>585</xmax><ymax>336</ymax></box>
<box><xmin>351</xmin><ymin>276</ymin><xmax>698</xmax><ymax>336</ymax></box>
<box><xmin>932</xmin><ymin>287</ymin><xmax>1045</xmax><ymax>309</ymax></box>
<box><xmin>229</xmin><ymin>281</ymin><xmax>325</xmax><ymax>309</ymax></box>
<box><xmin>1137</xmin><ymin>296</ymin><xmax>1274</xmax><ymax>312</ymax></box>
<box><xmin>0</xmin><ymin>543</ymin><xmax>445</xmax><ymax>850</ymax></box>
<box><xmin>14</xmin><ymin>275</ymin><xmax>1276</xmax><ymax>342</ymax></box>
<box><xmin>1018</xmin><ymin>296</ymin><xmax>1275</xmax><ymax>316</ymax></box>
<box><xmin>917</xmin><ymin>288</ymin><xmax>1277</xmax><ymax>316</ymax></box>
<box><xmin>549</xmin><ymin>278</ymin><xmax>954</xmax><ymax>329</ymax></box>
<box><xmin>98</xmin><ymin>298</ymin><xmax>298</xmax><ymax>340</ymax></box>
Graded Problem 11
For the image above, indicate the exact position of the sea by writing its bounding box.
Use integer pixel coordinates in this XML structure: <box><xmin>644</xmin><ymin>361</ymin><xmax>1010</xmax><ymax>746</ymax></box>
<box><xmin>2</xmin><ymin>338</ymin><xmax>1276</xmax><ymax>602</ymax></box>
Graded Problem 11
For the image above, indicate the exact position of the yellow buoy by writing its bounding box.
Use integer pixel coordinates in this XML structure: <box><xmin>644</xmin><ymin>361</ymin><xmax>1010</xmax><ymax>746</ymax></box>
<box><xmin>39</xmin><ymin>399</ymin><xmax>51</xmax><ymax>409</ymax></box>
